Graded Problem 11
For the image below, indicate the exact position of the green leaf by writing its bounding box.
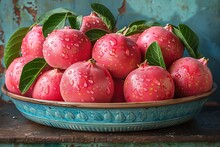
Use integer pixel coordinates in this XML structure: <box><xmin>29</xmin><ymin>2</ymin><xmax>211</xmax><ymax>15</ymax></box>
<box><xmin>85</xmin><ymin>29</ymin><xmax>109</xmax><ymax>43</ymax></box>
<box><xmin>4</xmin><ymin>27</ymin><xmax>30</xmax><ymax>68</ymax></box>
<box><xmin>37</xmin><ymin>7</ymin><xmax>76</xmax><ymax>25</ymax></box>
<box><xmin>19</xmin><ymin>58</ymin><xmax>48</xmax><ymax>94</ymax></box>
<box><xmin>116</xmin><ymin>26</ymin><xmax>127</xmax><ymax>34</ymax></box>
<box><xmin>75</xmin><ymin>15</ymin><xmax>83</xmax><ymax>30</ymax></box>
<box><xmin>42</xmin><ymin>13</ymin><xmax>68</xmax><ymax>37</ymax></box>
<box><xmin>68</xmin><ymin>15</ymin><xmax>83</xmax><ymax>30</ymax></box>
<box><xmin>145</xmin><ymin>42</ymin><xmax>166</xmax><ymax>69</ymax></box>
<box><xmin>172</xmin><ymin>24</ymin><xmax>201</xmax><ymax>58</ymax></box>
<box><xmin>128</xmin><ymin>20</ymin><xmax>161</xmax><ymax>28</ymax></box>
<box><xmin>68</xmin><ymin>15</ymin><xmax>77</xmax><ymax>29</ymax></box>
<box><xmin>91</xmin><ymin>3</ymin><xmax>116</xmax><ymax>32</ymax></box>
<box><xmin>124</xmin><ymin>20</ymin><xmax>161</xmax><ymax>36</ymax></box>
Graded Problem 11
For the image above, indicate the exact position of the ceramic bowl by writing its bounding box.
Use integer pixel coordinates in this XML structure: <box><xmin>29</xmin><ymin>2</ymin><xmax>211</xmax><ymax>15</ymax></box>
<box><xmin>2</xmin><ymin>84</ymin><xmax>217</xmax><ymax>132</ymax></box>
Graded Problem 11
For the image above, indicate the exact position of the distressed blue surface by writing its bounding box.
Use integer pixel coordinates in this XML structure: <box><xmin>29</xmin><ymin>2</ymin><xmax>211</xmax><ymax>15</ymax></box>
<box><xmin>0</xmin><ymin>0</ymin><xmax>219</xmax><ymax>101</ymax></box>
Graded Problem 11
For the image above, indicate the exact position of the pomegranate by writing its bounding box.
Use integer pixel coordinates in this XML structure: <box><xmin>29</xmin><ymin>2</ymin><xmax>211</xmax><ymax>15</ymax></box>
<box><xmin>32</xmin><ymin>69</ymin><xmax>64</xmax><ymax>101</ymax></box>
<box><xmin>124</xmin><ymin>61</ymin><xmax>175</xmax><ymax>102</ymax></box>
<box><xmin>43</xmin><ymin>27</ymin><xmax>92</xmax><ymax>69</ymax></box>
<box><xmin>169</xmin><ymin>57</ymin><xmax>213</xmax><ymax>97</ymax></box>
<box><xmin>111</xmin><ymin>79</ymin><xmax>126</xmax><ymax>102</ymax></box>
<box><xmin>5</xmin><ymin>56</ymin><xmax>34</xmax><ymax>96</ymax></box>
<box><xmin>136</xmin><ymin>25</ymin><xmax>184</xmax><ymax>67</ymax></box>
<box><xmin>60</xmin><ymin>59</ymin><xmax>114</xmax><ymax>103</ymax></box>
<box><xmin>80</xmin><ymin>12</ymin><xmax>110</xmax><ymax>33</ymax></box>
<box><xmin>21</xmin><ymin>25</ymin><xmax>45</xmax><ymax>58</ymax></box>
<box><xmin>92</xmin><ymin>33</ymin><xmax>141</xmax><ymax>79</ymax></box>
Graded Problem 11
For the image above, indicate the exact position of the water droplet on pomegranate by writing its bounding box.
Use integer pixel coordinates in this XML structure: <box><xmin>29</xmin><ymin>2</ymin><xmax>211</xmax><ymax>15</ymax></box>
<box><xmin>138</xmin><ymin>92</ymin><xmax>144</xmax><ymax>96</ymax></box>
<box><xmin>74</xmin><ymin>43</ymin><xmax>79</xmax><ymax>47</ymax></box>
<box><xmin>67</xmin><ymin>70</ymin><xmax>72</xmax><ymax>75</ymax></box>
<box><xmin>75</xmin><ymin>85</ymin><xmax>80</xmax><ymax>91</ymax></box>
<box><xmin>92</xmin><ymin>21</ymin><xmax>96</xmax><ymax>25</ymax></box>
<box><xmin>125</xmin><ymin>50</ymin><xmax>130</xmax><ymax>56</ymax></box>
<box><xmin>99</xmin><ymin>51</ymin><xmax>104</xmax><ymax>57</ymax></box>
<box><xmin>83</xmin><ymin>81</ymin><xmax>88</xmax><ymax>87</ymax></box>
<box><xmin>96</xmin><ymin>20</ymin><xmax>100</xmax><ymax>23</ymax></box>
<box><xmin>19</xmin><ymin>59</ymin><xmax>24</xmax><ymax>63</ymax></box>
<box><xmin>70</xmin><ymin>80</ymin><xmax>74</xmax><ymax>86</ymax></box>
<box><xmin>66</xmin><ymin>45</ymin><xmax>71</xmax><ymax>50</ymax></box>
<box><xmin>44</xmin><ymin>86</ymin><xmax>50</xmax><ymax>94</ymax></box>
<box><xmin>59</xmin><ymin>37</ymin><xmax>64</xmax><ymax>41</ymax></box>
<box><xmin>109</xmin><ymin>38</ymin><xmax>117</xmax><ymax>46</ymax></box>
<box><xmin>61</xmin><ymin>53</ymin><xmax>69</xmax><ymax>59</ymax></box>
<box><xmin>145</xmin><ymin>35</ymin><xmax>149</xmax><ymax>38</ymax></box>
<box><xmin>97</xmin><ymin>40</ymin><xmax>103</xmax><ymax>45</ymax></box>
<box><xmin>88</xmin><ymin>80</ymin><xmax>94</xmax><ymax>84</ymax></box>
<box><xmin>109</xmin><ymin>48</ymin><xmax>117</xmax><ymax>57</ymax></box>
<box><xmin>91</xmin><ymin>97</ymin><xmax>95</xmax><ymax>102</ymax></box>
<box><xmin>168</xmin><ymin>40</ymin><xmax>171</xmax><ymax>44</ymax></box>
<box><xmin>153</xmin><ymin>79</ymin><xmax>161</xmax><ymax>86</ymax></box>
<box><xmin>175</xmin><ymin>74</ymin><xmax>181</xmax><ymax>78</ymax></box>
<box><xmin>152</xmin><ymin>32</ymin><xmax>158</xmax><ymax>38</ymax></box>
<box><xmin>144</xmin><ymin>43</ymin><xmax>148</xmax><ymax>48</ymax></box>
<box><xmin>106</xmin><ymin>87</ymin><xmax>111</xmax><ymax>95</ymax></box>
<box><xmin>86</xmin><ymin>23</ymin><xmax>91</xmax><ymax>28</ymax></box>
<box><xmin>144</xmin><ymin>88</ymin><xmax>148</xmax><ymax>91</ymax></box>
<box><xmin>171</xmin><ymin>38</ymin><xmax>175</xmax><ymax>42</ymax></box>
<box><xmin>146</xmin><ymin>79</ymin><xmax>151</xmax><ymax>82</ymax></box>
<box><xmin>65</xmin><ymin>38</ymin><xmax>70</xmax><ymax>41</ymax></box>
<box><xmin>73</xmin><ymin>34</ymin><xmax>79</xmax><ymax>37</ymax></box>
<box><xmin>81</xmin><ymin>99</ymin><xmax>85</xmax><ymax>102</ymax></box>
<box><xmin>159</xmin><ymin>38</ymin><xmax>163</xmax><ymax>42</ymax></box>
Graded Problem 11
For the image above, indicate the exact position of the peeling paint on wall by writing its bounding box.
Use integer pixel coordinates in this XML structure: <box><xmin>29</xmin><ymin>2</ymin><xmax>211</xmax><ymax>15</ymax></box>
<box><xmin>13</xmin><ymin>0</ymin><xmax>21</xmax><ymax>25</ymax></box>
<box><xmin>23</xmin><ymin>0</ymin><xmax>37</xmax><ymax>22</ymax></box>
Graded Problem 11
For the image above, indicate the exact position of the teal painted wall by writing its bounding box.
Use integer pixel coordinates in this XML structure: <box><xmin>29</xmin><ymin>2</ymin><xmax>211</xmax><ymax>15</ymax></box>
<box><xmin>0</xmin><ymin>0</ymin><xmax>219</xmax><ymax>101</ymax></box>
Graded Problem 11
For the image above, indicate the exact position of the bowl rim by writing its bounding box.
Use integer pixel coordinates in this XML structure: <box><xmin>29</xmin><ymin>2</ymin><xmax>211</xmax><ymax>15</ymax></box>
<box><xmin>1</xmin><ymin>83</ymin><xmax>217</xmax><ymax>109</ymax></box>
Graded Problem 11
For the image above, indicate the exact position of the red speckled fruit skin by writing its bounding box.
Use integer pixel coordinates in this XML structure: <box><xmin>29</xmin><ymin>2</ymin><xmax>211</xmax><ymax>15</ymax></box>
<box><xmin>21</xmin><ymin>25</ymin><xmax>45</xmax><ymax>58</ymax></box>
<box><xmin>5</xmin><ymin>56</ymin><xmax>34</xmax><ymax>97</ymax></box>
<box><xmin>169</xmin><ymin>57</ymin><xmax>213</xmax><ymax>98</ymax></box>
<box><xmin>43</xmin><ymin>27</ymin><xmax>92</xmax><ymax>69</ymax></box>
<box><xmin>111</xmin><ymin>78</ymin><xmax>126</xmax><ymax>102</ymax></box>
<box><xmin>60</xmin><ymin>60</ymin><xmax>114</xmax><ymax>103</ymax></box>
<box><xmin>136</xmin><ymin>26</ymin><xmax>184</xmax><ymax>67</ymax></box>
<box><xmin>92</xmin><ymin>33</ymin><xmax>141</xmax><ymax>79</ymax></box>
<box><xmin>32</xmin><ymin>69</ymin><xmax>64</xmax><ymax>101</ymax></box>
<box><xmin>80</xmin><ymin>12</ymin><xmax>110</xmax><ymax>33</ymax></box>
<box><xmin>124</xmin><ymin>62</ymin><xmax>175</xmax><ymax>102</ymax></box>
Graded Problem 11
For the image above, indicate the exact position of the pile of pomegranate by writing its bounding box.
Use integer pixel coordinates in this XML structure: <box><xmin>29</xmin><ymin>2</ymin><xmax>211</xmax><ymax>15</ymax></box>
<box><xmin>4</xmin><ymin>3</ymin><xmax>213</xmax><ymax>103</ymax></box>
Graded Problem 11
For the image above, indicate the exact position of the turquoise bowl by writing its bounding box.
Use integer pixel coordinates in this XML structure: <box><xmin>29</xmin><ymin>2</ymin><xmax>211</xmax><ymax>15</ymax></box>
<box><xmin>2</xmin><ymin>84</ymin><xmax>216</xmax><ymax>132</ymax></box>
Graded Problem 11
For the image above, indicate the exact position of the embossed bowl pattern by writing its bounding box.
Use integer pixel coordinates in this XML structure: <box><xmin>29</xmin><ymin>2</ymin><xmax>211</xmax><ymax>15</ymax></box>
<box><xmin>1</xmin><ymin>84</ymin><xmax>217</xmax><ymax>132</ymax></box>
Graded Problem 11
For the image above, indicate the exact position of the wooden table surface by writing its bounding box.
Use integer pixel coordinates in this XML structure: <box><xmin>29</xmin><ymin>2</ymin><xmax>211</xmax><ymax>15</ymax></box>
<box><xmin>0</xmin><ymin>100</ymin><xmax>220</xmax><ymax>146</ymax></box>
